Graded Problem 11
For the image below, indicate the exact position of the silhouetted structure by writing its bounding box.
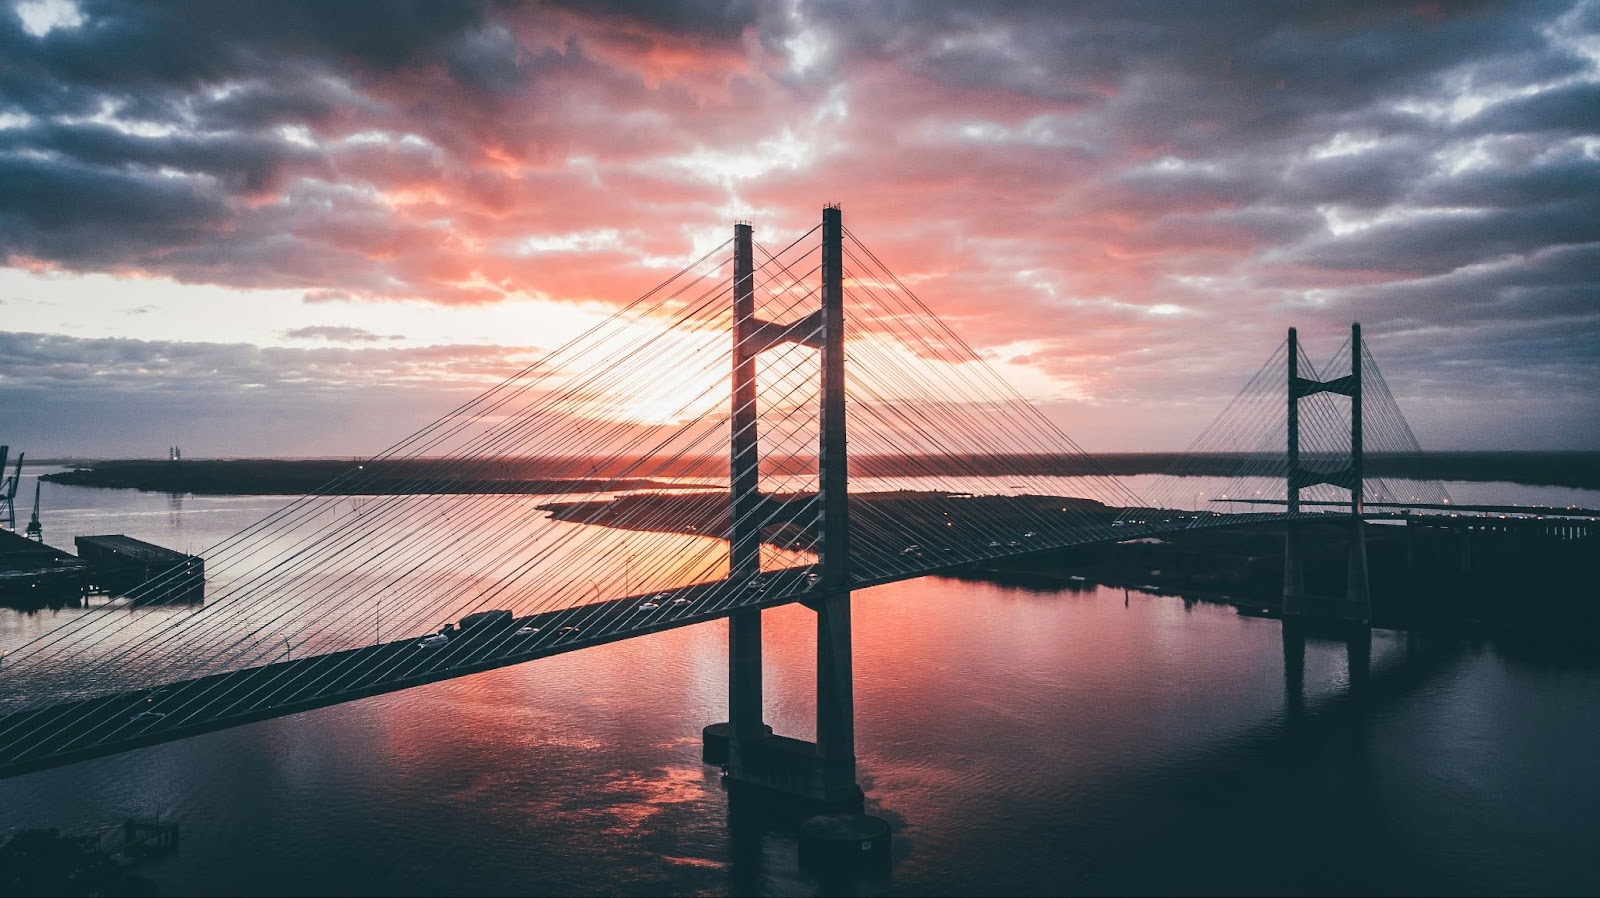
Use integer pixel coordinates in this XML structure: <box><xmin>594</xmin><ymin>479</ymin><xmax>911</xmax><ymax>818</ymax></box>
<box><xmin>0</xmin><ymin>209</ymin><xmax>1561</xmax><ymax>786</ymax></box>
<box><xmin>75</xmin><ymin>535</ymin><xmax>204</xmax><ymax>603</ymax></box>
<box><xmin>1284</xmin><ymin>324</ymin><xmax>1371</xmax><ymax>624</ymax></box>
<box><xmin>706</xmin><ymin>207</ymin><xmax>860</xmax><ymax>808</ymax></box>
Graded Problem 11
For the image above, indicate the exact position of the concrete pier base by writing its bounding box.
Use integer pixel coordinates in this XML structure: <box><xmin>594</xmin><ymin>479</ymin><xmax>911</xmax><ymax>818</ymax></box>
<box><xmin>798</xmin><ymin>813</ymin><xmax>891</xmax><ymax>873</ymax></box>
<box><xmin>701</xmin><ymin>721</ymin><xmax>771</xmax><ymax>766</ymax></box>
<box><xmin>1284</xmin><ymin>592</ymin><xmax>1371</xmax><ymax>625</ymax></box>
<box><xmin>704</xmin><ymin>728</ymin><xmax>864</xmax><ymax>811</ymax></box>
<box><xmin>1283</xmin><ymin>520</ymin><xmax>1372</xmax><ymax>626</ymax></box>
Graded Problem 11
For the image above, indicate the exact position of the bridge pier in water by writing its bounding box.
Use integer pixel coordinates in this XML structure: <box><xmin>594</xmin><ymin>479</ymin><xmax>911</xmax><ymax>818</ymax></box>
<box><xmin>704</xmin><ymin>206</ymin><xmax>864</xmax><ymax>810</ymax></box>
<box><xmin>1282</xmin><ymin>323</ymin><xmax>1372</xmax><ymax>626</ymax></box>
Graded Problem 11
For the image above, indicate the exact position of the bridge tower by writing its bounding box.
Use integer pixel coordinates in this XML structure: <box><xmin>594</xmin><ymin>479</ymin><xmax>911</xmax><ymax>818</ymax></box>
<box><xmin>704</xmin><ymin>205</ymin><xmax>862</xmax><ymax>809</ymax></box>
<box><xmin>1283</xmin><ymin>323</ymin><xmax>1371</xmax><ymax>623</ymax></box>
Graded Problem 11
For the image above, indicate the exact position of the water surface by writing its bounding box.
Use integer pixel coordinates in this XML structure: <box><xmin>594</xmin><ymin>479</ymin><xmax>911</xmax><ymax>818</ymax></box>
<box><xmin>1</xmin><ymin>474</ymin><xmax>1596</xmax><ymax>895</ymax></box>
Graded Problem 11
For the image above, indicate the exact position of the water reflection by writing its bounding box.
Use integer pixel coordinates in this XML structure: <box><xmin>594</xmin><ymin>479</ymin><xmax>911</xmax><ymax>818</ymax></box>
<box><xmin>1</xmin><ymin>480</ymin><xmax>1598</xmax><ymax>895</ymax></box>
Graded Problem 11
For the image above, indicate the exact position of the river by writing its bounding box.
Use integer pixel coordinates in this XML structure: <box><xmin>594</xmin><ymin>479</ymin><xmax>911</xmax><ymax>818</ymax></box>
<box><xmin>1</xmin><ymin>471</ymin><xmax>1597</xmax><ymax>895</ymax></box>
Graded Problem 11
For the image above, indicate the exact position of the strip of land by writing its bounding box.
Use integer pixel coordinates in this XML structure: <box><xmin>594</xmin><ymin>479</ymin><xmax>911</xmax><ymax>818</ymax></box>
<box><xmin>40</xmin><ymin>459</ymin><xmax>680</xmax><ymax>495</ymax></box>
<box><xmin>36</xmin><ymin>451</ymin><xmax>1600</xmax><ymax>495</ymax></box>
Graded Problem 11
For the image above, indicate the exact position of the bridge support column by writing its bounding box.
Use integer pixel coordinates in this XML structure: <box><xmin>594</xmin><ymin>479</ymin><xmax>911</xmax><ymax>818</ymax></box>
<box><xmin>727</xmin><ymin>219</ymin><xmax>769</xmax><ymax>770</ymax></box>
<box><xmin>1345</xmin><ymin>324</ymin><xmax>1371</xmax><ymax>621</ymax></box>
<box><xmin>705</xmin><ymin>206</ymin><xmax>864</xmax><ymax>812</ymax></box>
<box><xmin>813</xmin><ymin>591</ymin><xmax>858</xmax><ymax>805</ymax></box>
<box><xmin>708</xmin><ymin>220</ymin><xmax>775</xmax><ymax>771</ymax></box>
<box><xmin>1282</xmin><ymin>327</ymin><xmax>1307</xmax><ymax>617</ymax></box>
<box><xmin>1282</xmin><ymin>523</ymin><xmax>1306</xmax><ymax>616</ymax></box>
<box><xmin>812</xmin><ymin>203</ymin><xmax>858</xmax><ymax>805</ymax></box>
<box><xmin>1346</xmin><ymin>518</ymin><xmax>1370</xmax><ymax>613</ymax></box>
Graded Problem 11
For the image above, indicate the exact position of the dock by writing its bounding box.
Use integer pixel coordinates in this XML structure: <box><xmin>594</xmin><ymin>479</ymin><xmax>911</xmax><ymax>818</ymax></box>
<box><xmin>0</xmin><ymin>528</ymin><xmax>89</xmax><ymax>606</ymax></box>
<box><xmin>75</xmin><ymin>535</ymin><xmax>205</xmax><ymax>603</ymax></box>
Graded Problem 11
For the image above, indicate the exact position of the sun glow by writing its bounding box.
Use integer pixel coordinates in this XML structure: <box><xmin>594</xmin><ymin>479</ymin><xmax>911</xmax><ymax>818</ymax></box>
<box><xmin>559</xmin><ymin>327</ymin><xmax>732</xmax><ymax>426</ymax></box>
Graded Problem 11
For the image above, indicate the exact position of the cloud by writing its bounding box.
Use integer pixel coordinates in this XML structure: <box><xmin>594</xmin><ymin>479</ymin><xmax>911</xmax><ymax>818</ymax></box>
<box><xmin>0</xmin><ymin>330</ymin><xmax>551</xmax><ymax>455</ymax></box>
<box><xmin>0</xmin><ymin>0</ymin><xmax>1596</xmax><ymax>449</ymax></box>
<box><xmin>0</xmin><ymin>330</ymin><xmax>541</xmax><ymax>390</ymax></box>
<box><xmin>281</xmin><ymin>325</ymin><xmax>404</xmax><ymax>343</ymax></box>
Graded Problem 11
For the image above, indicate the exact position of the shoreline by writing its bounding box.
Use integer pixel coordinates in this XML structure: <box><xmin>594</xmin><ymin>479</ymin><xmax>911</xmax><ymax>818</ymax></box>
<box><xmin>35</xmin><ymin>451</ymin><xmax>1600</xmax><ymax>495</ymax></box>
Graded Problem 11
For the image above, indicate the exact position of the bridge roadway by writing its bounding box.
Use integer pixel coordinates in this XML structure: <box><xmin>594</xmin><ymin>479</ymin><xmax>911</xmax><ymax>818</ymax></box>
<box><xmin>0</xmin><ymin>533</ymin><xmax>1046</xmax><ymax>781</ymax></box>
<box><xmin>0</xmin><ymin>511</ymin><xmax>1393</xmax><ymax>780</ymax></box>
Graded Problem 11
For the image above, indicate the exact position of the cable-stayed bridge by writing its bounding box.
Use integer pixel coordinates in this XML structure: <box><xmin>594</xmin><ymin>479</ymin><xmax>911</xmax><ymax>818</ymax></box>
<box><xmin>0</xmin><ymin>207</ymin><xmax>1555</xmax><ymax>803</ymax></box>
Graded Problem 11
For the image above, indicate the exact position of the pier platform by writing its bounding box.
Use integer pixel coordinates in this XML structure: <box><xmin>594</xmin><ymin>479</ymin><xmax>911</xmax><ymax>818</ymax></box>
<box><xmin>0</xmin><ymin>528</ymin><xmax>89</xmax><ymax>606</ymax></box>
<box><xmin>75</xmin><ymin>535</ymin><xmax>204</xmax><ymax>603</ymax></box>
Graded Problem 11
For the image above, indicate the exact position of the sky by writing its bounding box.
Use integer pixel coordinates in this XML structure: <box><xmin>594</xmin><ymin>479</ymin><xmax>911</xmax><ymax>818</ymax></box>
<box><xmin>0</xmin><ymin>0</ymin><xmax>1597</xmax><ymax>457</ymax></box>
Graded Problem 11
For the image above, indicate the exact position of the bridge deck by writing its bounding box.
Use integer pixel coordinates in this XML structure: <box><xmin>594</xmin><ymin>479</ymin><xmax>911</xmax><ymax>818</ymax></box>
<box><xmin>0</xmin><ymin>510</ymin><xmax>1525</xmax><ymax>780</ymax></box>
<box><xmin>0</xmin><ymin>566</ymin><xmax>833</xmax><ymax>779</ymax></box>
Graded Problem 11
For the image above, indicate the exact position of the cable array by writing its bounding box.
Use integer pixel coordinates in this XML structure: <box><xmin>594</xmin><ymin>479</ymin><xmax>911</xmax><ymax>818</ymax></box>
<box><xmin>821</xmin><ymin>229</ymin><xmax>1148</xmax><ymax>583</ymax></box>
<box><xmin>1</xmin><ymin>219</ymin><xmax>1454</xmax><ymax>777</ymax></box>
<box><xmin>0</xmin><ymin>233</ymin><xmax>832</xmax><ymax>742</ymax></box>
<box><xmin>1120</xmin><ymin>330</ymin><xmax>1450</xmax><ymax>527</ymax></box>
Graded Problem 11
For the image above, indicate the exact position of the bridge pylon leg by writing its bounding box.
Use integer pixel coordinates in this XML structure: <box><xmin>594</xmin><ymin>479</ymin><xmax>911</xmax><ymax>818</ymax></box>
<box><xmin>1346</xmin><ymin>517</ymin><xmax>1371</xmax><ymax>619</ymax></box>
<box><xmin>704</xmin><ymin>219</ymin><xmax>775</xmax><ymax>769</ymax></box>
<box><xmin>1282</xmin><ymin>523</ymin><xmax>1305</xmax><ymax>616</ymax></box>
<box><xmin>1283</xmin><ymin>326</ymin><xmax>1306</xmax><ymax>618</ymax></box>
<box><xmin>814</xmin><ymin>589</ymin><xmax>860</xmax><ymax>806</ymax></box>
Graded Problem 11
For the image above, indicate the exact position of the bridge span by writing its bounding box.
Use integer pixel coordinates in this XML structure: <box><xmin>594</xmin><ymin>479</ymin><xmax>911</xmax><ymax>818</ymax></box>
<box><xmin>0</xmin><ymin>206</ymin><xmax>1555</xmax><ymax>810</ymax></box>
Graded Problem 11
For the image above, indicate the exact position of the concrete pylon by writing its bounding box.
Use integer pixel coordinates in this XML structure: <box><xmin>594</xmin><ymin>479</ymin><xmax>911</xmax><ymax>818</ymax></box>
<box><xmin>727</xmin><ymin>221</ymin><xmax>767</xmax><ymax>769</ymax></box>
<box><xmin>812</xmin><ymin>204</ymin><xmax>859</xmax><ymax>805</ymax></box>
<box><xmin>1283</xmin><ymin>328</ymin><xmax>1306</xmax><ymax>614</ymax></box>
<box><xmin>1283</xmin><ymin>323</ymin><xmax>1371</xmax><ymax>624</ymax></box>
<box><xmin>1346</xmin><ymin>324</ymin><xmax>1371</xmax><ymax>615</ymax></box>
<box><xmin>703</xmin><ymin>207</ymin><xmax>862</xmax><ymax>809</ymax></box>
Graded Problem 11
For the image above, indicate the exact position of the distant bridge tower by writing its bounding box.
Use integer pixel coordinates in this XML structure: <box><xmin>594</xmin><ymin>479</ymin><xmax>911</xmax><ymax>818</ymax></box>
<box><xmin>704</xmin><ymin>205</ymin><xmax>861</xmax><ymax>808</ymax></box>
<box><xmin>1283</xmin><ymin>323</ymin><xmax>1371</xmax><ymax>623</ymax></box>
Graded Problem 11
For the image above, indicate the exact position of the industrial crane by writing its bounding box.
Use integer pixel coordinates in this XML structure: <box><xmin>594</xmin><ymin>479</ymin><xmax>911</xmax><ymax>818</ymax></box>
<box><xmin>0</xmin><ymin>446</ymin><xmax>20</xmax><ymax>531</ymax></box>
<box><xmin>24</xmin><ymin>481</ymin><xmax>42</xmax><ymax>541</ymax></box>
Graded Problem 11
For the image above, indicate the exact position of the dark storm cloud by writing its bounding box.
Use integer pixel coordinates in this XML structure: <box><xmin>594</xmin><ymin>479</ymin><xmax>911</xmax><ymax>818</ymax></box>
<box><xmin>1292</xmin><ymin>198</ymin><xmax>1600</xmax><ymax>276</ymax></box>
<box><xmin>0</xmin><ymin>150</ymin><xmax>229</xmax><ymax>262</ymax></box>
<box><xmin>1468</xmin><ymin>79</ymin><xmax>1600</xmax><ymax>135</ymax></box>
<box><xmin>0</xmin><ymin>0</ymin><xmax>520</xmax><ymax>283</ymax></box>
<box><xmin>756</xmin><ymin>0</ymin><xmax>1598</xmax><ymax>449</ymax></box>
<box><xmin>1335</xmin><ymin>243</ymin><xmax>1600</xmax><ymax>327</ymax></box>
<box><xmin>0</xmin><ymin>0</ymin><xmax>499</xmax><ymax>89</ymax></box>
<box><xmin>553</xmin><ymin>0</ymin><xmax>757</xmax><ymax>39</ymax></box>
<box><xmin>0</xmin><ymin>118</ymin><xmax>326</xmax><ymax>192</ymax></box>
